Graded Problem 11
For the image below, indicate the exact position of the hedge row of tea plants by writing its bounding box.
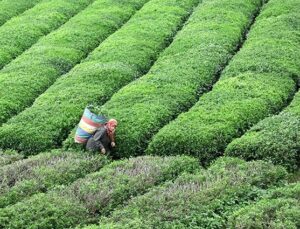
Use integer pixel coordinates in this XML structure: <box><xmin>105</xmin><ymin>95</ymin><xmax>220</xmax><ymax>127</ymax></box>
<box><xmin>0</xmin><ymin>150</ymin><xmax>23</xmax><ymax>166</ymax></box>
<box><xmin>147</xmin><ymin>0</ymin><xmax>300</xmax><ymax>165</ymax></box>
<box><xmin>0</xmin><ymin>0</ymin><xmax>94</xmax><ymax>70</ymax></box>
<box><xmin>0</xmin><ymin>0</ymin><xmax>43</xmax><ymax>26</ymax></box>
<box><xmin>85</xmin><ymin>157</ymin><xmax>287</xmax><ymax>228</ymax></box>
<box><xmin>0</xmin><ymin>150</ymin><xmax>109</xmax><ymax>208</ymax></box>
<box><xmin>0</xmin><ymin>0</ymin><xmax>150</xmax><ymax>126</ymax></box>
<box><xmin>225</xmin><ymin>91</ymin><xmax>300</xmax><ymax>171</ymax></box>
<box><xmin>0</xmin><ymin>156</ymin><xmax>199</xmax><ymax>228</ymax></box>
<box><xmin>0</xmin><ymin>0</ymin><xmax>199</xmax><ymax>154</ymax></box>
<box><xmin>78</xmin><ymin>0</ymin><xmax>265</xmax><ymax>158</ymax></box>
<box><xmin>228</xmin><ymin>183</ymin><xmax>300</xmax><ymax>228</ymax></box>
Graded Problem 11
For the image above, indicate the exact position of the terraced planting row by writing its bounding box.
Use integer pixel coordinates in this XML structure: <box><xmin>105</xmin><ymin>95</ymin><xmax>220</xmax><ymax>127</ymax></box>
<box><xmin>228</xmin><ymin>183</ymin><xmax>300</xmax><ymax>228</ymax></box>
<box><xmin>147</xmin><ymin>0</ymin><xmax>300</xmax><ymax>165</ymax></box>
<box><xmin>0</xmin><ymin>0</ymin><xmax>151</xmax><ymax>126</ymax></box>
<box><xmin>0</xmin><ymin>156</ymin><xmax>198</xmax><ymax>228</ymax></box>
<box><xmin>226</xmin><ymin>87</ymin><xmax>300</xmax><ymax>172</ymax></box>
<box><xmin>0</xmin><ymin>0</ymin><xmax>94</xmax><ymax>70</ymax></box>
<box><xmin>0</xmin><ymin>151</ymin><xmax>108</xmax><ymax>208</ymax></box>
<box><xmin>0</xmin><ymin>0</ymin><xmax>43</xmax><ymax>26</ymax></box>
<box><xmin>73</xmin><ymin>0</ymin><xmax>266</xmax><ymax>158</ymax></box>
<box><xmin>0</xmin><ymin>0</ymin><xmax>298</xmax><ymax>228</ymax></box>
<box><xmin>84</xmin><ymin>157</ymin><xmax>288</xmax><ymax>228</ymax></box>
<box><xmin>0</xmin><ymin>0</ymin><xmax>200</xmax><ymax>154</ymax></box>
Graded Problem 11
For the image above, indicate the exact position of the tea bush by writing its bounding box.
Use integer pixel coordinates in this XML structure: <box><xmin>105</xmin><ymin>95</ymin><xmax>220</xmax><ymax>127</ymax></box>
<box><xmin>0</xmin><ymin>150</ymin><xmax>23</xmax><ymax>166</ymax></box>
<box><xmin>228</xmin><ymin>183</ymin><xmax>300</xmax><ymax>228</ymax></box>
<box><xmin>147</xmin><ymin>0</ymin><xmax>300</xmax><ymax>165</ymax></box>
<box><xmin>0</xmin><ymin>0</ymin><xmax>199</xmax><ymax>154</ymax></box>
<box><xmin>0</xmin><ymin>0</ymin><xmax>94</xmax><ymax>70</ymax></box>
<box><xmin>226</xmin><ymin>88</ymin><xmax>300</xmax><ymax>172</ymax></box>
<box><xmin>0</xmin><ymin>0</ymin><xmax>43</xmax><ymax>26</ymax></box>
<box><xmin>0</xmin><ymin>150</ymin><xmax>109</xmax><ymax>208</ymax></box>
<box><xmin>91</xmin><ymin>0</ymin><xmax>265</xmax><ymax>158</ymax></box>
<box><xmin>0</xmin><ymin>0</ymin><xmax>150</xmax><ymax>126</ymax></box>
<box><xmin>0</xmin><ymin>155</ymin><xmax>199</xmax><ymax>228</ymax></box>
<box><xmin>88</xmin><ymin>157</ymin><xmax>287</xmax><ymax>228</ymax></box>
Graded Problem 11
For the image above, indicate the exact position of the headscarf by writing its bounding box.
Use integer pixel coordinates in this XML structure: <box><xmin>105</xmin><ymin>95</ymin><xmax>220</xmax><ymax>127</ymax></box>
<box><xmin>106</xmin><ymin>119</ymin><xmax>118</xmax><ymax>142</ymax></box>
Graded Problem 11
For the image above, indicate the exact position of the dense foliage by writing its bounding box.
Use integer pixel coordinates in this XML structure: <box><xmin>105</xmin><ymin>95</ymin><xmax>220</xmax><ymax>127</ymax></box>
<box><xmin>226</xmin><ymin>86</ymin><xmax>300</xmax><ymax>172</ymax></box>
<box><xmin>147</xmin><ymin>0</ymin><xmax>300</xmax><ymax>165</ymax></box>
<box><xmin>85</xmin><ymin>157</ymin><xmax>287</xmax><ymax>228</ymax></box>
<box><xmin>224</xmin><ymin>0</ymin><xmax>300</xmax><ymax>172</ymax></box>
<box><xmin>0</xmin><ymin>150</ymin><xmax>23</xmax><ymax>166</ymax></box>
<box><xmin>0</xmin><ymin>155</ymin><xmax>198</xmax><ymax>228</ymax></box>
<box><xmin>0</xmin><ymin>150</ymin><xmax>109</xmax><ymax>208</ymax></box>
<box><xmin>0</xmin><ymin>0</ymin><xmax>43</xmax><ymax>26</ymax></box>
<box><xmin>226</xmin><ymin>110</ymin><xmax>300</xmax><ymax>172</ymax></box>
<box><xmin>0</xmin><ymin>0</ymin><xmax>198</xmax><ymax>154</ymax></box>
<box><xmin>84</xmin><ymin>0</ymin><xmax>264</xmax><ymax>158</ymax></box>
<box><xmin>228</xmin><ymin>183</ymin><xmax>300</xmax><ymax>228</ymax></box>
<box><xmin>0</xmin><ymin>0</ymin><xmax>150</xmax><ymax>128</ymax></box>
<box><xmin>0</xmin><ymin>0</ymin><xmax>94</xmax><ymax>70</ymax></box>
<box><xmin>0</xmin><ymin>0</ymin><xmax>298</xmax><ymax>227</ymax></box>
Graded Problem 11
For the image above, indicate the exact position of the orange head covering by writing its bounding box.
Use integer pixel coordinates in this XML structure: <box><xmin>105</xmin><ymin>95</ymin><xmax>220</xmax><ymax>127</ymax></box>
<box><xmin>106</xmin><ymin>119</ymin><xmax>118</xmax><ymax>142</ymax></box>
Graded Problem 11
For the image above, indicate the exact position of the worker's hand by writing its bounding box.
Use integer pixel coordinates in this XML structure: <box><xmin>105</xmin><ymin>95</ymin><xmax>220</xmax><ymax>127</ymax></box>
<box><xmin>101</xmin><ymin>148</ymin><xmax>106</xmax><ymax>154</ymax></box>
<box><xmin>111</xmin><ymin>142</ymin><xmax>116</xmax><ymax>148</ymax></box>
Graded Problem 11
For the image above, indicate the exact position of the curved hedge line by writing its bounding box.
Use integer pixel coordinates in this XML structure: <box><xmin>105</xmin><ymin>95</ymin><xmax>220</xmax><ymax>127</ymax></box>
<box><xmin>87</xmin><ymin>157</ymin><xmax>287</xmax><ymax>228</ymax></box>
<box><xmin>73</xmin><ymin>0</ymin><xmax>265</xmax><ymax>158</ymax></box>
<box><xmin>0</xmin><ymin>150</ymin><xmax>109</xmax><ymax>208</ymax></box>
<box><xmin>0</xmin><ymin>0</ymin><xmax>150</xmax><ymax>126</ymax></box>
<box><xmin>228</xmin><ymin>183</ymin><xmax>300</xmax><ymax>228</ymax></box>
<box><xmin>147</xmin><ymin>0</ymin><xmax>300</xmax><ymax>165</ymax></box>
<box><xmin>0</xmin><ymin>0</ymin><xmax>43</xmax><ymax>26</ymax></box>
<box><xmin>0</xmin><ymin>155</ymin><xmax>198</xmax><ymax>228</ymax></box>
<box><xmin>225</xmin><ymin>91</ymin><xmax>300</xmax><ymax>172</ymax></box>
<box><xmin>0</xmin><ymin>0</ymin><xmax>199</xmax><ymax>154</ymax></box>
<box><xmin>0</xmin><ymin>0</ymin><xmax>94</xmax><ymax>70</ymax></box>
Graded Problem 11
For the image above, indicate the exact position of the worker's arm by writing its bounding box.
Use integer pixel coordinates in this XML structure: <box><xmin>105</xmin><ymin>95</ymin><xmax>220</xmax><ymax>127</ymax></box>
<box><xmin>107</xmin><ymin>129</ymin><xmax>116</xmax><ymax>147</ymax></box>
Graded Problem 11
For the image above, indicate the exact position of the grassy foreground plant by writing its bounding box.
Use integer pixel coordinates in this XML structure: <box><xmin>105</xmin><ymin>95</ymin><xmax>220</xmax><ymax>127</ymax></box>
<box><xmin>147</xmin><ymin>0</ymin><xmax>300</xmax><ymax>165</ymax></box>
<box><xmin>0</xmin><ymin>156</ymin><xmax>198</xmax><ymax>228</ymax></box>
<box><xmin>0</xmin><ymin>0</ymin><xmax>200</xmax><ymax>154</ymax></box>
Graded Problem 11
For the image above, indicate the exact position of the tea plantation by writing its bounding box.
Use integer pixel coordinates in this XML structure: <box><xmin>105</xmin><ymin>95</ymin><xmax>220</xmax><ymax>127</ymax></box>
<box><xmin>0</xmin><ymin>0</ymin><xmax>299</xmax><ymax>228</ymax></box>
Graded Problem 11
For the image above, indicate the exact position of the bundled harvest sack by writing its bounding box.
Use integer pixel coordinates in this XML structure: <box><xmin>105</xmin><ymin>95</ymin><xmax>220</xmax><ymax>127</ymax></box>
<box><xmin>75</xmin><ymin>107</ymin><xmax>107</xmax><ymax>144</ymax></box>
